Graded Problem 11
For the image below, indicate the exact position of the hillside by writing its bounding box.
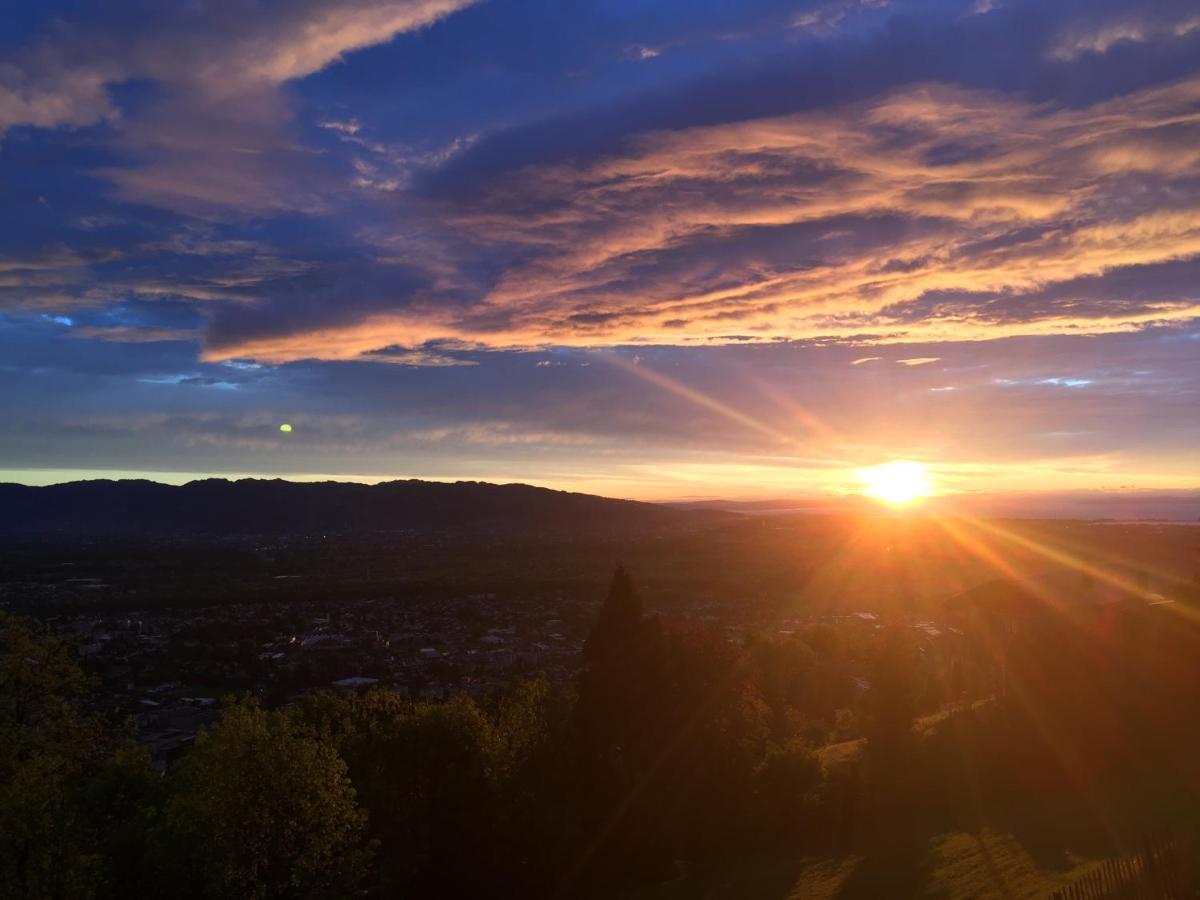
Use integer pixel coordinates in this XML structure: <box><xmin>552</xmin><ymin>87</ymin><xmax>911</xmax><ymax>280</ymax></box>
<box><xmin>0</xmin><ymin>478</ymin><xmax>720</xmax><ymax>537</ymax></box>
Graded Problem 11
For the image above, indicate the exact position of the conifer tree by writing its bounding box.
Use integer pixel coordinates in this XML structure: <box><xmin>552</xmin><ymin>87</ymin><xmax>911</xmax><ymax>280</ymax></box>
<box><xmin>584</xmin><ymin>564</ymin><xmax>643</xmax><ymax>662</ymax></box>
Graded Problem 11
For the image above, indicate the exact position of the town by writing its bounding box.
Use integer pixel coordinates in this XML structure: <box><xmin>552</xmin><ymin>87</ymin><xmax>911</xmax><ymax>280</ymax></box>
<box><xmin>43</xmin><ymin>590</ymin><xmax>593</xmax><ymax>771</ymax></box>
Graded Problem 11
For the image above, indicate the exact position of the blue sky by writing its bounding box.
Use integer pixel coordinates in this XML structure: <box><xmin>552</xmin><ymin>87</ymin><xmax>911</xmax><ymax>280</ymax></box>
<box><xmin>1</xmin><ymin>0</ymin><xmax>1198</xmax><ymax>499</ymax></box>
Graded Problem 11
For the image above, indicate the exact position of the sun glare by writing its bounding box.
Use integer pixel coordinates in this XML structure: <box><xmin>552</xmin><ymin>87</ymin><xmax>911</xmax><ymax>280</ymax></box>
<box><xmin>855</xmin><ymin>460</ymin><xmax>934</xmax><ymax>506</ymax></box>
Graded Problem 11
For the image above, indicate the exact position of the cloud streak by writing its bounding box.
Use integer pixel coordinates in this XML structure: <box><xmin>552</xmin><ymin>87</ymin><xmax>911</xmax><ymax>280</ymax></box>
<box><xmin>204</xmin><ymin>74</ymin><xmax>1200</xmax><ymax>360</ymax></box>
<box><xmin>1</xmin><ymin>1</ymin><xmax>476</xmax><ymax>133</ymax></box>
<box><xmin>1</xmin><ymin>1</ymin><xmax>476</xmax><ymax>214</ymax></box>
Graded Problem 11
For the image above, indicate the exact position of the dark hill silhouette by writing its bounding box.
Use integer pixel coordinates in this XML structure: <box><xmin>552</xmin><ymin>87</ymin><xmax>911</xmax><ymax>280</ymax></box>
<box><xmin>0</xmin><ymin>478</ymin><xmax>723</xmax><ymax>537</ymax></box>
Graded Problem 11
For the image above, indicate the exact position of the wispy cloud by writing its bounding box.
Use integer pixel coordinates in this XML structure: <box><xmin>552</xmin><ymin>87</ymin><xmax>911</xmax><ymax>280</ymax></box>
<box><xmin>1050</xmin><ymin>9</ymin><xmax>1200</xmax><ymax>60</ymax></box>
<box><xmin>0</xmin><ymin>1</ymin><xmax>477</xmax><ymax>213</ymax></box>
<box><xmin>0</xmin><ymin>1</ymin><xmax>477</xmax><ymax>134</ymax></box>
<box><xmin>72</xmin><ymin>325</ymin><xmax>196</xmax><ymax>343</ymax></box>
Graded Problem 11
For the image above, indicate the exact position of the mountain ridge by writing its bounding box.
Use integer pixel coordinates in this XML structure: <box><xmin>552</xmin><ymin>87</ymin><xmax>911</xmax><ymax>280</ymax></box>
<box><xmin>0</xmin><ymin>477</ymin><xmax>724</xmax><ymax>537</ymax></box>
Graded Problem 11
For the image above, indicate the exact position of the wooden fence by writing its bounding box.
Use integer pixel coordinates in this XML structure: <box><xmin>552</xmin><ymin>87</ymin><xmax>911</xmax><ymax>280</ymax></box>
<box><xmin>1049</xmin><ymin>833</ymin><xmax>1197</xmax><ymax>900</ymax></box>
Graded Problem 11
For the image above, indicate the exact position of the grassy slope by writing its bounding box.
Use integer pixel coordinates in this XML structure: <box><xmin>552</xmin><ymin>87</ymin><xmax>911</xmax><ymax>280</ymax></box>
<box><xmin>617</xmin><ymin>829</ymin><xmax>1099</xmax><ymax>899</ymax></box>
<box><xmin>621</xmin><ymin>704</ymin><xmax>1104</xmax><ymax>899</ymax></box>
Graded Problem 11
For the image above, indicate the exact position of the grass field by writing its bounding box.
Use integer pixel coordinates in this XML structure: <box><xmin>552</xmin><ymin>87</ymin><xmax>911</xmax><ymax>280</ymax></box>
<box><xmin>617</xmin><ymin>828</ymin><xmax>1100</xmax><ymax>899</ymax></box>
<box><xmin>615</xmin><ymin>702</ymin><xmax>1103</xmax><ymax>899</ymax></box>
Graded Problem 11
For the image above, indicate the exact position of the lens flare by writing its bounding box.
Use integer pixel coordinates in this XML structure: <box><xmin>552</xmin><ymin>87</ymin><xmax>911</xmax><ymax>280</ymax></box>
<box><xmin>279</xmin><ymin>423</ymin><xmax>293</xmax><ymax>433</ymax></box>
<box><xmin>855</xmin><ymin>460</ymin><xmax>933</xmax><ymax>506</ymax></box>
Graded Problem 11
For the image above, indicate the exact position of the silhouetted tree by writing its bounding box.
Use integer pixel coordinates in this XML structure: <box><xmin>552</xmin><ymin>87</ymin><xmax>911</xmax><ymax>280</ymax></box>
<box><xmin>295</xmin><ymin>682</ymin><xmax>574</xmax><ymax>898</ymax></box>
<box><xmin>85</xmin><ymin>746</ymin><xmax>164</xmax><ymax>900</ymax></box>
<box><xmin>584</xmin><ymin>564</ymin><xmax>643</xmax><ymax>663</ymax></box>
<box><xmin>861</xmin><ymin>625</ymin><xmax>921</xmax><ymax>833</ymax></box>
<box><xmin>864</xmin><ymin>626</ymin><xmax>919</xmax><ymax>754</ymax></box>
<box><xmin>754</xmin><ymin>738</ymin><xmax>823</xmax><ymax>842</ymax></box>
<box><xmin>568</xmin><ymin>569</ymin><xmax>785</xmax><ymax>888</ymax></box>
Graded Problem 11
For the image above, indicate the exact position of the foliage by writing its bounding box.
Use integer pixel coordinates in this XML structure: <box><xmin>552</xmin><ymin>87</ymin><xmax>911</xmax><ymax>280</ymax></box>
<box><xmin>9</xmin><ymin>558</ymin><xmax>1200</xmax><ymax>899</ymax></box>
<box><xmin>294</xmin><ymin>677</ymin><xmax>574</xmax><ymax>897</ymax></box>
<box><xmin>0</xmin><ymin>612</ymin><xmax>113</xmax><ymax>899</ymax></box>
<box><xmin>754</xmin><ymin>739</ymin><xmax>824</xmax><ymax>841</ymax></box>
<box><xmin>163</xmin><ymin>697</ymin><xmax>371</xmax><ymax>900</ymax></box>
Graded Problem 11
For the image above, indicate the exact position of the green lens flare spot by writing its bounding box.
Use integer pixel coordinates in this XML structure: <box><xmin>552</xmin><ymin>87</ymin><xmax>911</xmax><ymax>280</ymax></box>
<box><xmin>279</xmin><ymin>423</ymin><xmax>293</xmax><ymax>433</ymax></box>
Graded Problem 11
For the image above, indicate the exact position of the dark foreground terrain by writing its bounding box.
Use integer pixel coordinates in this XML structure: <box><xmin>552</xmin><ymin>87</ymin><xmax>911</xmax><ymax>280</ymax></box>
<box><xmin>4</xmin><ymin>480</ymin><xmax>1200</xmax><ymax>899</ymax></box>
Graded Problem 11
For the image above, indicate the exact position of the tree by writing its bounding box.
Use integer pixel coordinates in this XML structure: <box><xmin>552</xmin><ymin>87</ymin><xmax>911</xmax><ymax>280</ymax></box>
<box><xmin>0</xmin><ymin>612</ymin><xmax>106</xmax><ymax>900</ymax></box>
<box><xmin>861</xmin><ymin>625</ymin><xmax>922</xmax><ymax>833</ymax></box>
<box><xmin>487</xmin><ymin>676</ymin><xmax>578</xmax><ymax>895</ymax></box>
<box><xmin>296</xmin><ymin>689</ymin><xmax>509</xmax><ymax>898</ymax></box>
<box><xmin>576</xmin><ymin>566</ymin><xmax>654</xmax><ymax>769</ymax></box>
<box><xmin>584</xmin><ymin>564</ymin><xmax>643</xmax><ymax>663</ymax></box>
<box><xmin>164</xmin><ymin>697</ymin><xmax>371</xmax><ymax>900</ymax></box>
<box><xmin>754</xmin><ymin>739</ymin><xmax>823</xmax><ymax>841</ymax></box>
<box><xmin>864</xmin><ymin>625</ymin><xmax>920</xmax><ymax>754</ymax></box>
<box><xmin>84</xmin><ymin>746</ymin><xmax>164</xmax><ymax>900</ymax></box>
<box><xmin>570</xmin><ymin>569</ymin><xmax>782</xmax><ymax>888</ymax></box>
<box><xmin>369</xmin><ymin>695</ymin><xmax>501</xmax><ymax>895</ymax></box>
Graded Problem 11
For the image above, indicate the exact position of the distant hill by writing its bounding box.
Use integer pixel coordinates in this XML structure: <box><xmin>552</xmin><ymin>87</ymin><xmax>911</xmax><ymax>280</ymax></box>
<box><xmin>666</xmin><ymin>497</ymin><xmax>865</xmax><ymax>515</ymax></box>
<box><xmin>668</xmin><ymin>491</ymin><xmax>1200</xmax><ymax>521</ymax></box>
<box><xmin>0</xmin><ymin>478</ymin><xmax>725</xmax><ymax>537</ymax></box>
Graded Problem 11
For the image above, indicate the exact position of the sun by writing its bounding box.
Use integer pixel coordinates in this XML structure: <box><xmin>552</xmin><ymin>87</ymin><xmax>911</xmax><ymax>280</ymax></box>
<box><xmin>855</xmin><ymin>460</ymin><xmax>934</xmax><ymax>506</ymax></box>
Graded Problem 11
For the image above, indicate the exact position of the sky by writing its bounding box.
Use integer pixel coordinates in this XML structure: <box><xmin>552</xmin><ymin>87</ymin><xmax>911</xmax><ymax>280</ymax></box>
<box><xmin>1</xmin><ymin>0</ymin><xmax>1198</xmax><ymax>502</ymax></box>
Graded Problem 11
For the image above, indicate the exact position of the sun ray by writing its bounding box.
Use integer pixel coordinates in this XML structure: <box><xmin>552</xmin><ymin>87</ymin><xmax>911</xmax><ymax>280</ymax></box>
<box><xmin>600</xmin><ymin>352</ymin><xmax>803</xmax><ymax>448</ymax></box>
<box><xmin>739</xmin><ymin>371</ymin><xmax>844</xmax><ymax>448</ymax></box>
<box><xmin>930</xmin><ymin>514</ymin><xmax>1125</xmax><ymax>849</ymax></box>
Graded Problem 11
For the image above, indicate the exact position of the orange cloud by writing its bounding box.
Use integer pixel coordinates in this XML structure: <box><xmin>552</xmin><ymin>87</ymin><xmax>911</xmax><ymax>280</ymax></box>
<box><xmin>208</xmin><ymin>74</ymin><xmax>1200</xmax><ymax>361</ymax></box>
